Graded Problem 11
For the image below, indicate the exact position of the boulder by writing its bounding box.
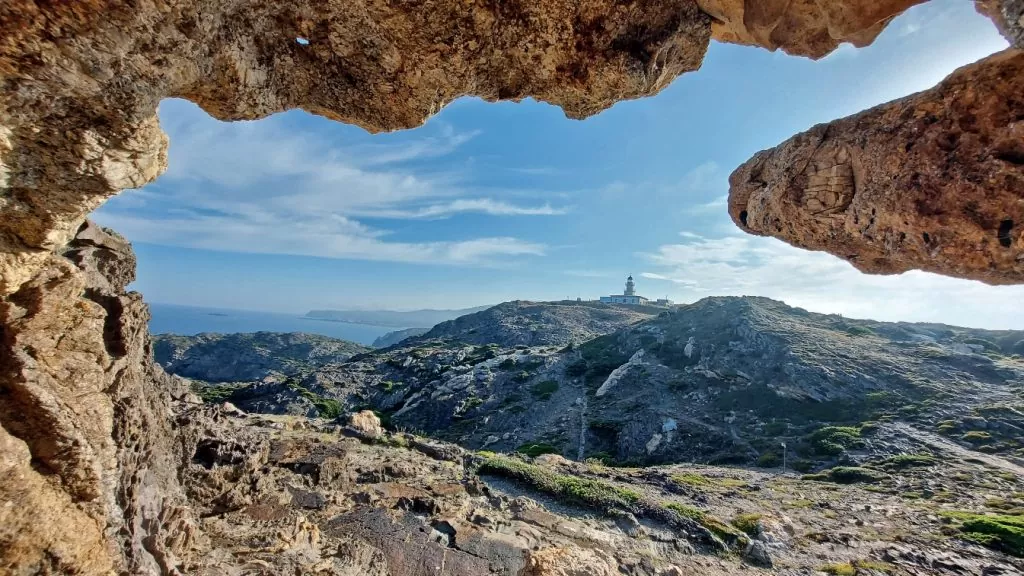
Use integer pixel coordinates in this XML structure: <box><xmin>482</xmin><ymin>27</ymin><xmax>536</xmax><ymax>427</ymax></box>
<box><xmin>349</xmin><ymin>411</ymin><xmax>384</xmax><ymax>439</ymax></box>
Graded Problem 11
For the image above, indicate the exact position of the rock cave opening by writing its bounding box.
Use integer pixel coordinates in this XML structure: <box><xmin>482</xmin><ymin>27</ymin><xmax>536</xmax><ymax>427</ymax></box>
<box><xmin>2</xmin><ymin>0</ymin><xmax>1024</xmax><ymax>574</ymax></box>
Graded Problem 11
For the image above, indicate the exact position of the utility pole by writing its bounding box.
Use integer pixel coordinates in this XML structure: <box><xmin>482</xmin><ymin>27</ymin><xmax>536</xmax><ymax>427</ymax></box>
<box><xmin>781</xmin><ymin>442</ymin><xmax>787</xmax><ymax>473</ymax></box>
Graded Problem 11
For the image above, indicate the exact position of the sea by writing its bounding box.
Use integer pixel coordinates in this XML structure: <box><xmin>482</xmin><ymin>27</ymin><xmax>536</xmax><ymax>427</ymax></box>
<box><xmin>148</xmin><ymin>303</ymin><xmax>398</xmax><ymax>345</ymax></box>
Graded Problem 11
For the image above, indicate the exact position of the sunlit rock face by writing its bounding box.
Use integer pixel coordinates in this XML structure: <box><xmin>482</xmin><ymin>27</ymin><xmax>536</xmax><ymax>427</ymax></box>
<box><xmin>697</xmin><ymin>0</ymin><xmax>928</xmax><ymax>57</ymax></box>
<box><xmin>728</xmin><ymin>49</ymin><xmax>1024</xmax><ymax>285</ymax></box>
<box><xmin>0</xmin><ymin>0</ymin><xmax>1021</xmax><ymax>573</ymax></box>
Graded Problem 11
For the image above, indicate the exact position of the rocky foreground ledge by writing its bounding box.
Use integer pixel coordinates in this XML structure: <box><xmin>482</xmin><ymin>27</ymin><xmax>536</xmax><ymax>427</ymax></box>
<box><xmin>175</xmin><ymin>404</ymin><xmax>1024</xmax><ymax>574</ymax></box>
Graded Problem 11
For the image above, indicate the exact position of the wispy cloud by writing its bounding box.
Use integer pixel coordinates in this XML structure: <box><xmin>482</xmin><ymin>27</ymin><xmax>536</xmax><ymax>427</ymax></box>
<box><xmin>352</xmin><ymin>198</ymin><xmax>570</xmax><ymax>219</ymax></box>
<box><xmin>96</xmin><ymin>211</ymin><xmax>545</xmax><ymax>265</ymax></box>
<box><xmin>639</xmin><ymin>232</ymin><xmax>1024</xmax><ymax>329</ymax></box>
<box><xmin>95</xmin><ymin>100</ymin><xmax>556</xmax><ymax>266</ymax></box>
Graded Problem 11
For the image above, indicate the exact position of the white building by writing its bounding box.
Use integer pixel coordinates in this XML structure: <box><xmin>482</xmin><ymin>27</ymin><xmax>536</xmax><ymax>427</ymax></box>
<box><xmin>600</xmin><ymin>275</ymin><xmax>650</xmax><ymax>305</ymax></box>
<box><xmin>599</xmin><ymin>275</ymin><xmax>674</xmax><ymax>307</ymax></box>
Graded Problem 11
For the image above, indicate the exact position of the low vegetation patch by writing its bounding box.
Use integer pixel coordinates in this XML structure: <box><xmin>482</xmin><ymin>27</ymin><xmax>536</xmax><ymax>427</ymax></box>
<box><xmin>480</xmin><ymin>456</ymin><xmax>744</xmax><ymax>551</ymax></box>
<box><xmin>878</xmin><ymin>453</ymin><xmax>937</xmax><ymax>470</ymax></box>
<box><xmin>805</xmin><ymin>426</ymin><xmax>865</xmax><ymax>456</ymax></box>
<box><xmin>192</xmin><ymin>381</ymin><xmax>243</xmax><ymax>403</ymax></box>
<box><xmin>802</xmin><ymin>466</ymin><xmax>886</xmax><ymax>484</ymax></box>
<box><xmin>516</xmin><ymin>443</ymin><xmax>561</xmax><ymax>457</ymax></box>
<box><xmin>941</xmin><ymin>511</ymin><xmax>1024</xmax><ymax>557</ymax></box>
<box><xmin>479</xmin><ymin>455</ymin><xmax>641</xmax><ymax>510</ymax></box>
<box><xmin>672</xmin><ymin>473</ymin><xmax>711</xmax><ymax>488</ymax></box>
<box><xmin>664</xmin><ymin>503</ymin><xmax>747</xmax><ymax>545</ymax></box>
<box><xmin>285</xmin><ymin>380</ymin><xmax>344</xmax><ymax>419</ymax></box>
<box><xmin>962</xmin><ymin>430</ymin><xmax>994</xmax><ymax>444</ymax></box>
<box><xmin>731</xmin><ymin>513</ymin><xmax>762</xmax><ymax>536</ymax></box>
<box><xmin>529</xmin><ymin>380</ymin><xmax>559</xmax><ymax>400</ymax></box>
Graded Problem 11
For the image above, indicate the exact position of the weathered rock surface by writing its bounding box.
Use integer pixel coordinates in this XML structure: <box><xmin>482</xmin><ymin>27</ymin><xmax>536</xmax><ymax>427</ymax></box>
<box><xmin>0</xmin><ymin>221</ymin><xmax>196</xmax><ymax>574</ymax></box>
<box><xmin>372</xmin><ymin>327</ymin><xmax>432</xmax><ymax>348</ymax></box>
<box><xmin>0</xmin><ymin>0</ymin><xmax>715</xmax><ymax>296</ymax></box>
<box><xmin>697</xmin><ymin>0</ymin><xmax>926</xmax><ymax>58</ymax></box>
<box><xmin>729</xmin><ymin>49</ymin><xmax>1024</xmax><ymax>284</ymax></box>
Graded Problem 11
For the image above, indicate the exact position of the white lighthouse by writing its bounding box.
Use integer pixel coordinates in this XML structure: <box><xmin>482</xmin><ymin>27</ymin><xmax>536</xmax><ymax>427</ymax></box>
<box><xmin>600</xmin><ymin>275</ymin><xmax>649</xmax><ymax>305</ymax></box>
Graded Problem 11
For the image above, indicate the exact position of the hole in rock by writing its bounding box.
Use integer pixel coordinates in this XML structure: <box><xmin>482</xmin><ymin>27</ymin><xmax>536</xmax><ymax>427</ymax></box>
<box><xmin>738</xmin><ymin>210</ymin><xmax>748</xmax><ymax>227</ymax></box>
<box><xmin>998</xmin><ymin>219</ymin><xmax>1014</xmax><ymax>248</ymax></box>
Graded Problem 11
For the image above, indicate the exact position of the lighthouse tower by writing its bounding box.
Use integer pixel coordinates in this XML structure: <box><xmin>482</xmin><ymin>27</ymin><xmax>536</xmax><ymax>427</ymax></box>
<box><xmin>624</xmin><ymin>275</ymin><xmax>636</xmax><ymax>296</ymax></box>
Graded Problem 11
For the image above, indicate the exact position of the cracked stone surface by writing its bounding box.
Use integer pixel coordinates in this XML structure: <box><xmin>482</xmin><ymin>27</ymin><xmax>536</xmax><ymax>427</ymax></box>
<box><xmin>729</xmin><ymin>48</ymin><xmax>1024</xmax><ymax>284</ymax></box>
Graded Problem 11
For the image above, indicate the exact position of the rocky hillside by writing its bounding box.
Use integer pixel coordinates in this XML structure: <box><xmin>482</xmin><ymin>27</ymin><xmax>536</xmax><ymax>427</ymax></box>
<box><xmin>153</xmin><ymin>332</ymin><xmax>369</xmax><ymax>383</ymax></box>
<box><xmin>372</xmin><ymin>326</ymin><xmax>430</xmax><ymax>348</ymax></box>
<box><xmin>191</xmin><ymin>297</ymin><xmax>1024</xmax><ymax>474</ymax></box>
<box><xmin>411</xmin><ymin>300</ymin><xmax>662</xmax><ymax>347</ymax></box>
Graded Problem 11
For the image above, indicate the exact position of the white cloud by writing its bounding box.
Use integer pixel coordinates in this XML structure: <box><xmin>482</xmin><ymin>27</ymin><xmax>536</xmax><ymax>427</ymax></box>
<box><xmin>640</xmin><ymin>232</ymin><xmax>1024</xmax><ymax>329</ymax></box>
<box><xmin>93</xmin><ymin>211</ymin><xmax>544</xmax><ymax>266</ymax></box>
<box><xmin>351</xmin><ymin>198</ymin><xmax>569</xmax><ymax>219</ymax></box>
<box><xmin>96</xmin><ymin>100</ymin><xmax>554</xmax><ymax>266</ymax></box>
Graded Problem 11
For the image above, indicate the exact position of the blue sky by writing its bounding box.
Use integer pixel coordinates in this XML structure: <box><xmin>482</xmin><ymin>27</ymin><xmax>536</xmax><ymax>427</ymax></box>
<box><xmin>93</xmin><ymin>1</ymin><xmax>1024</xmax><ymax>328</ymax></box>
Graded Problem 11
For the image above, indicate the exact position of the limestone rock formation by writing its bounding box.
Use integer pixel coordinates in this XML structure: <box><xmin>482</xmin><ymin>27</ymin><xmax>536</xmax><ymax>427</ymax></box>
<box><xmin>729</xmin><ymin>49</ymin><xmax>1024</xmax><ymax>284</ymax></box>
<box><xmin>696</xmin><ymin>0</ymin><xmax>927</xmax><ymax>58</ymax></box>
<box><xmin>0</xmin><ymin>221</ymin><xmax>196</xmax><ymax>574</ymax></box>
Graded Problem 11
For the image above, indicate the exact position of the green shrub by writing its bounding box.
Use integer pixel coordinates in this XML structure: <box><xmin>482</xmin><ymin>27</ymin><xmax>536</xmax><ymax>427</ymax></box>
<box><xmin>819</xmin><ymin>563</ymin><xmax>856</xmax><ymax>576</ymax></box>
<box><xmin>497</xmin><ymin>358</ymin><xmax>517</xmax><ymax>370</ymax></box>
<box><xmin>313</xmin><ymin>398</ymin><xmax>343</xmax><ymax>419</ymax></box>
<box><xmin>479</xmin><ymin>455</ymin><xmax>641</xmax><ymax>511</ymax></box>
<box><xmin>841</xmin><ymin>325</ymin><xmax>875</xmax><ymax>337</ymax></box>
<box><xmin>803</xmin><ymin>466</ymin><xmax>885</xmax><ymax>484</ymax></box>
<box><xmin>731</xmin><ymin>513</ymin><xmax>763</xmax><ymax>536</ymax></box>
<box><xmin>762</xmin><ymin>421</ymin><xmax>789</xmax><ymax>436</ymax></box>
<box><xmin>664</xmin><ymin>503</ymin><xmax>747</xmax><ymax>545</ymax></box>
<box><xmin>530</xmin><ymin>380</ymin><xmax>559</xmax><ymax>400</ymax></box>
<box><xmin>859</xmin><ymin>421</ymin><xmax>881</xmax><ymax>434</ymax></box>
<box><xmin>941</xmin><ymin>511</ymin><xmax>1024</xmax><ymax>557</ymax></box>
<box><xmin>806</xmin><ymin>426</ymin><xmax>864</xmax><ymax>456</ymax></box>
<box><xmin>962</xmin><ymin>431</ymin><xmax>993</xmax><ymax>444</ymax></box>
<box><xmin>791</xmin><ymin>459</ymin><xmax>815</xmax><ymax>473</ymax></box>
<box><xmin>756</xmin><ymin>452</ymin><xmax>781</xmax><ymax>468</ymax></box>
<box><xmin>879</xmin><ymin>453</ymin><xmax>938</xmax><ymax>470</ymax></box>
<box><xmin>514</xmin><ymin>371</ymin><xmax>533</xmax><ymax>383</ymax></box>
<box><xmin>516</xmin><ymin>443</ymin><xmax>561</xmax><ymax>457</ymax></box>
<box><xmin>565</xmin><ymin>359</ymin><xmax>588</xmax><ymax>377</ymax></box>
<box><xmin>193</xmin><ymin>382</ymin><xmax>242</xmax><ymax>403</ymax></box>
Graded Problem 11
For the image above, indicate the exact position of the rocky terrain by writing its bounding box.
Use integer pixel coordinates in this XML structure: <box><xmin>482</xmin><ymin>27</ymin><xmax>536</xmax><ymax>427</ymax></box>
<box><xmin>372</xmin><ymin>327</ymin><xmax>431</xmax><ymax>348</ymax></box>
<box><xmin>408</xmin><ymin>300</ymin><xmax>660</xmax><ymax>348</ymax></box>
<box><xmin>175</xmin><ymin>403</ymin><xmax>1024</xmax><ymax>575</ymax></box>
<box><xmin>153</xmin><ymin>332</ymin><xmax>370</xmax><ymax>383</ymax></box>
<box><xmin>3</xmin><ymin>0</ymin><xmax>1024</xmax><ymax>573</ymax></box>
<box><xmin>182</xmin><ymin>297</ymin><xmax>1024</xmax><ymax>476</ymax></box>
